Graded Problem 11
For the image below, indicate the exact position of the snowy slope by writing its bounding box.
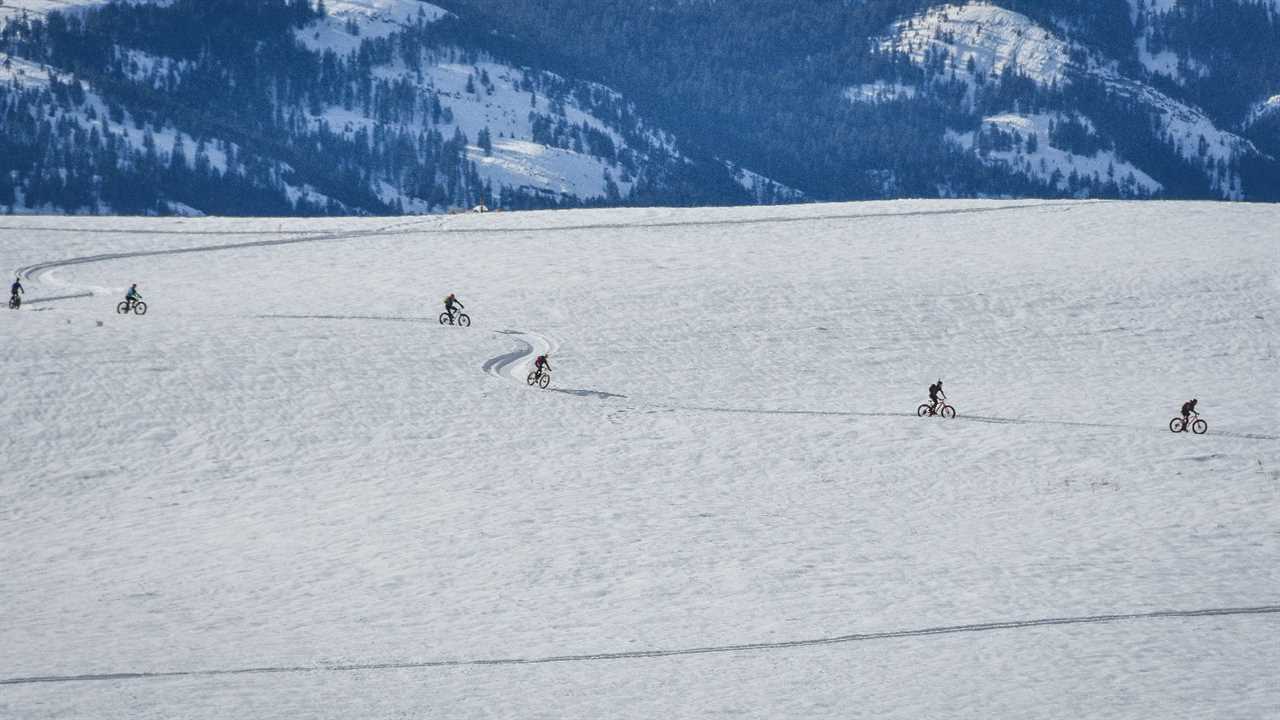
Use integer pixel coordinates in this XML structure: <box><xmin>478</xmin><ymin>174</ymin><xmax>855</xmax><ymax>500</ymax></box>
<box><xmin>1128</xmin><ymin>0</ymin><xmax>1276</xmax><ymax>82</ymax></box>
<box><xmin>1129</xmin><ymin>0</ymin><xmax>1205</xmax><ymax>82</ymax></box>
<box><xmin>882</xmin><ymin>3</ymin><xmax>1077</xmax><ymax>88</ymax></box>
<box><xmin>0</xmin><ymin>0</ymin><xmax>793</xmax><ymax>213</ymax></box>
<box><xmin>0</xmin><ymin>51</ymin><xmax>349</xmax><ymax>215</ymax></box>
<box><xmin>1246</xmin><ymin>93</ymin><xmax>1280</xmax><ymax>128</ymax></box>
<box><xmin>2</xmin><ymin>201</ymin><xmax>1278</xmax><ymax>718</ymax></box>
<box><xmin>295</xmin><ymin>1</ymin><xmax>791</xmax><ymax>208</ymax></box>
<box><xmin>298</xmin><ymin>0</ymin><xmax>449</xmax><ymax>54</ymax></box>
<box><xmin>947</xmin><ymin>113</ymin><xmax>1163</xmax><ymax>196</ymax></box>
<box><xmin>876</xmin><ymin>2</ymin><xmax>1264</xmax><ymax>199</ymax></box>
<box><xmin>0</xmin><ymin>0</ymin><xmax>165</xmax><ymax>24</ymax></box>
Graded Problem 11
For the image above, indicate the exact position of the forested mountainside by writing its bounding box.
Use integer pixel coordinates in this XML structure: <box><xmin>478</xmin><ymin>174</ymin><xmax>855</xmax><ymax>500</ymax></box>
<box><xmin>443</xmin><ymin>0</ymin><xmax>1280</xmax><ymax>202</ymax></box>
<box><xmin>0</xmin><ymin>0</ymin><xmax>1277</xmax><ymax>214</ymax></box>
<box><xmin>0</xmin><ymin>0</ymin><xmax>796</xmax><ymax>215</ymax></box>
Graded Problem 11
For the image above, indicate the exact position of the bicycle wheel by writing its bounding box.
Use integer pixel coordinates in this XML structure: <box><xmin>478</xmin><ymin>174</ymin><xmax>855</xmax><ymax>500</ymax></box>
<box><xmin>940</xmin><ymin>405</ymin><xmax>956</xmax><ymax>419</ymax></box>
<box><xmin>526</xmin><ymin>371</ymin><xmax>538</xmax><ymax>386</ymax></box>
<box><xmin>457</xmin><ymin>313</ymin><xmax>471</xmax><ymax>327</ymax></box>
<box><xmin>116</xmin><ymin>301</ymin><xmax>129</xmax><ymax>314</ymax></box>
<box><xmin>1191</xmin><ymin>419</ymin><xmax>1208</xmax><ymax>435</ymax></box>
<box><xmin>8</xmin><ymin>297</ymin><xmax>18</xmax><ymax>309</ymax></box>
<box><xmin>438</xmin><ymin>312</ymin><xmax>451</xmax><ymax>325</ymax></box>
<box><xmin>133</xmin><ymin>301</ymin><xmax>147</xmax><ymax>315</ymax></box>
<box><xmin>1169</xmin><ymin>417</ymin><xmax>1185</xmax><ymax>433</ymax></box>
<box><xmin>538</xmin><ymin>373</ymin><xmax>551</xmax><ymax>389</ymax></box>
<box><xmin>917</xmin><ymin>404</ymin><xmax>931</xmax><ymax>417</ymax></box>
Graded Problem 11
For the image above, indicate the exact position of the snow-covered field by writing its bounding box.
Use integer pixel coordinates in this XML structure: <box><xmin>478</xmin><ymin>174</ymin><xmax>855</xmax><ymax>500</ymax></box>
<box><xmin>2</xmin><ymin>200</ymin><xmax>1278</xmax><ymax>718</ymax></box>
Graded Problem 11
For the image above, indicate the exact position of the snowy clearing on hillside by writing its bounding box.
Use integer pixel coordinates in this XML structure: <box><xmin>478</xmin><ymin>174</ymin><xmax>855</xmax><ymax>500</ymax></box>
<box><xmin>1246</xmin><ymin>94</ymin><xmax>1280</xmax><ymax>127</ymax></box>
<box><xmin>2</xmin><ymin>201</ymin><xmax>1278</xmax><ymax>718</ymax></box>
<box><xmin>295</xmin><ymin>8</ymin><xmax>657</xmax><ymax>205</ymax></box>
<box><xmin>947</xmin><ymin>113</ymin><xmax>1163</xmax><ymax>196</ymax></box>
<box><xmin>297</xmin><ymin>0</ymin><xmax>449</xmax><ymax>54</ymax></box>
<box><xmin>844</xmin><ymin>81</ymin><xmax>918</xmax><ymax>104</ymax></box>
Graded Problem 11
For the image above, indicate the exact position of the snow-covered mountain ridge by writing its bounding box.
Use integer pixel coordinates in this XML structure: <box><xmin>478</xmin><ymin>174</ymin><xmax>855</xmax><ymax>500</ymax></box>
<box><xmin>445</xmin><ymin>0</ymin><xmax>1280</xmax><ymax>201</ymax></box>
<box><xmin>1</xmin><ymin>0</ymin><xmax>1278</xmax><ymax>210</ymax></box>
<box><xmin>867</xmin><ymin>2</ymin><xmax>1270</xmax><ymax>199</ymax></box>
<box><xmin>0</xmin><ymin>0</ymin><xmax>796</xmax><ymax>214</ymax></box>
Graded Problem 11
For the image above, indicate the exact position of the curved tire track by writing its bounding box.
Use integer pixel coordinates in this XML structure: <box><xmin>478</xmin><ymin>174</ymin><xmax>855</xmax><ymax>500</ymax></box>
<box><xmin>10</xmin><ymin>201</ymin><xmax>1084</xmax><ymax>295</ymax></box>
<box><xmin>3</xmin><ymin>603</ymin><xmax>1276</xmax><ymax>686</ymax></box>
<box><xmin>483</xmin><ymin>329</ymin><xmax>560</xmax><ymax>383</ymax></box>
<box><xmin>14</xmin><ymin>219</ymin><xmax>433</xmax><ymax>289</ymax></box>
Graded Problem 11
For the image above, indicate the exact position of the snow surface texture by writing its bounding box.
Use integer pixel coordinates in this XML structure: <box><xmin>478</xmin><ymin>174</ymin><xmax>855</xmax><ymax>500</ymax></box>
<box><xmin>876</xmin><ymin>2</ymin><xmax>1261</xmax><ymax>199</ymax></box>
<box><xmin>2</xmin><ymin>201</ymin><xmax>1279</xmax><ymax>718</ymax></box>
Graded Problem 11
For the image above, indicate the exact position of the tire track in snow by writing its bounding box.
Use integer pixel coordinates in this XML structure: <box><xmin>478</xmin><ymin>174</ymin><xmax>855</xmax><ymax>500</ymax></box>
<box><xmin>19</xmin><ymin>292</ymin><xmax>95</xmax><ymax>305</ymax></box>
<box><xmin>479</xmin><ymin>339</ymin><xmax>1278</xmax><ymax>441</ymax></box>
<box><xmin>435</xmin><ymin>200</ymin><xmax>1090</xmax><ymax>237</ymax></box>
<box><xmin>14</xmin><ymin>218</ymin><xmax>434</xmax><ymax>288</ymax></box>
<box><xmin>656</xmin><ymin>405</ymin><xmax>1278</xmax><ymax>440</ymax></box>
<box><xmin>13</xmin><ymin>199</ymin><xmax>1274</xmax><ymax>437</ymax></box>
<box><xmin>482</xmin><ymin>329</ymin><xmax>560</xmax><ymax>384</ymax></box>
<box><xmin>0</xmin><ymin>225</ymin><xmax>337</xmax><ymax>236</ymax></box>
<box><xmin>3</xmin><ymin>604</ymin><xmax>1276</xmax><ymax>686</ymax></box>
<box><xmin>643</xmin><ymin>405</ymin><xmax>1277</xmax><ymax>441</ymax></box>
<box><xmin>9</xmin><ymin>200</ymin><xmax>1086</xmax><ymax>298</ymax></box>
<box><xmin>257</xmin><ymin>313</ymin><xmax>434</xmax><ymax>324</ymax></box>
<box><xmin>0</xmin><ymin>199</ymin><xmax>1087</xmax><ymax>239</ymax></box>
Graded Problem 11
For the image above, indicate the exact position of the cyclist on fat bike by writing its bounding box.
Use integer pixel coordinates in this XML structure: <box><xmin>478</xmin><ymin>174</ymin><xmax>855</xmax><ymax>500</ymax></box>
<box><xmin>444</xmin><ymin>293</ymin><xmax>463</xmax><ymax>321</ymax></box>
<box><xmin>928</xmin><ymin>379</ymin><xmax>946</xmax><ymax>413</ymax></box>
<box><xmin>124</xmin><ymin>283</ymin><xmax>142</xmax><ymax>311</ymax></box>
<box><xmin>534</xmin><ymin>353</ymin><xmax>551</xmax><ymax>378</ymax></box>
<box><xmin>1180</xmin><ymin>398</ymin><xmax>1198</xmax><ymax>421</ymax></box>
<box><xmin>10</xmin><ymin>276</ymin><xmax>23</xmax><ymax>305</ymax></box>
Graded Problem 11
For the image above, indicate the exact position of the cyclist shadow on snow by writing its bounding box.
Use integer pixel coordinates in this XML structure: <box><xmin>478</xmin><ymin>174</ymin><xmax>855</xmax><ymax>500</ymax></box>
<box><xmin>550</xmin><ymin>387</ymin><xmax>628</xmax><ymax>400</ymax></box>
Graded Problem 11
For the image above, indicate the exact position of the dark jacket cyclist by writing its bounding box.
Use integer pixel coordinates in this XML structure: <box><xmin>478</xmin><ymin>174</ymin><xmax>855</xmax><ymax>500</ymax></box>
<box><xmin>1180</xmin><ymin>398</ymin><xmax>1198</xmax><ymax>419</ymax></box>
<box><xmin>444</xmin><ymin>293</ymin><xmax>463</xmax><ymax>318</ymax></box>
<box><xmin>928</xmin><ymin>379</ymin><xmax>946</xmax><ymax>411</ymax></box>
